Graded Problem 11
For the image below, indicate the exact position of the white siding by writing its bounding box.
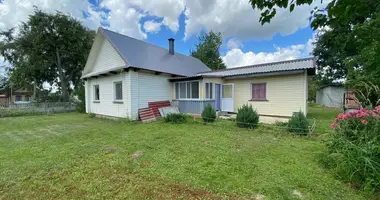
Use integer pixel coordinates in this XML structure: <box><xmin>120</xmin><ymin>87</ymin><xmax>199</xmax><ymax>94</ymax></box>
<box><xmin>90</xmin><ymin>37</ymin><xmax>126</xmax><ymax>74</ymax></box>
<box><xmin>129</xmin><ymin>71</ymin><xmax>139</xmax><ymax>120</ymax></box>
<box><xmin>137</xmin><ymin>71</ymin><xmax>172</xmax><ymax>109</ymax></box>
<box><xmin>87</xmin><ymin>72</ymin><xmax>130</xmax><ymax>118</ymax></box>
<box><xmin>225</xmin><ymin>72</ymin><xmax>307</xmax><ymax>117</ymax></box>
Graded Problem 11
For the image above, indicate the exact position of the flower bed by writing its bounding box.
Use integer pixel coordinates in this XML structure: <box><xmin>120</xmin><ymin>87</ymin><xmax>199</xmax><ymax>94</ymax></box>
<box><xmin>327</xmin><ymin>106</ymin><xmax>380</xmax><ymax>192</ymax></box>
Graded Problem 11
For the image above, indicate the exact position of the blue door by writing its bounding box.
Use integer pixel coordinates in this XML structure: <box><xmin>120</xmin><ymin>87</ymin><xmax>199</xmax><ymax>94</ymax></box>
<box><xmin>215</xmin><ymin>84</ymin><xmax>221</xmax><ymax>111</ymax></box>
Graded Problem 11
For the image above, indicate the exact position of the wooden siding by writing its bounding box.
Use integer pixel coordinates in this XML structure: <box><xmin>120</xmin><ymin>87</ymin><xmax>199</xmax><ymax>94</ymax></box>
<box><xmin>225</xmin><ymin>72</ymin><xmax>307</xmax><ymax>117</ymax></box>
<box><xmin>86</xmin><ymin>72</ymin><xmax>130</xmax><ymax>118</ymax></box>
<box><xmin>83</xmin><ymin>33</ymin><xmax>126</xmax><ymax>75</ymax></box>
<box><xmin>137</xmin><ymin>71</ymin><xmax>172</xmax><ymax>111</ymax></box>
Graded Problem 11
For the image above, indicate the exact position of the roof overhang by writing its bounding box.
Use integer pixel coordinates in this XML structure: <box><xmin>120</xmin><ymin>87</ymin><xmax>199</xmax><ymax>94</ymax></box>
<box><xmin>223</xmin><ymin>69</ymin><xmax>305</xmax><ymax>80</ymax></box>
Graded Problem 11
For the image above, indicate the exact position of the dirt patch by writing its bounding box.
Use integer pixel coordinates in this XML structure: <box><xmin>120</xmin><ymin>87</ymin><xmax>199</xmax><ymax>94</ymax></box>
<box><xmin>132</xmin><ymin>151</ymin><xmax>143</xmax><ymax>158</ymax></box>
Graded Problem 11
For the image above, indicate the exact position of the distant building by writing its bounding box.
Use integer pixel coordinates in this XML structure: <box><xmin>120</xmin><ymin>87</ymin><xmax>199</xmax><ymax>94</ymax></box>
<box><xmin>0</xmin><ymin>88</ymin><xmax>33</xmax><ymax>105</ymax></box>
<box><xmin>316</xmin><ymin>84</ymin><xmax>345</xmax><ymax>108</ymax></box>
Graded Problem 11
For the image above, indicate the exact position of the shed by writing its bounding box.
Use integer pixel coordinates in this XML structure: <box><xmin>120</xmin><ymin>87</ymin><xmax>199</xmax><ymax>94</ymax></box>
<box><xmin>316</xmin><ymin>84</ymin><xmax>345</xmax><ymax>108</ymax></box>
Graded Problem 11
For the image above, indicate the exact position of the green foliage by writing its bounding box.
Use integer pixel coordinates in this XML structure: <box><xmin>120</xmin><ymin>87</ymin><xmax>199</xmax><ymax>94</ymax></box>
<box><xmin>88</xmin><ymin>113</ymin><xmax>96</xmax><ymax>118</ymax></box>
<box><xmin>0</xmin><ymin>7</ymin><xmax>95</xmax><ymax>101</ymax></box>
<box><xmin>236</xmin><ymin>104</ymin><xmax>259</xmax><ymax>129</ymax></box>
<box><xmin>326</xmin><ymin>108</ymin><xmax>380</xmax><ymax>192</ymax></box>
<box><xmin>164</xmin><ymin>113</ymin><xmax>187</xmax><ymax>124</ymax></box>
<box><xmin>74</xmin><ymin>83</ymin><xmax>86</xmax><ymax>113</ymax></box>
<box><xmin>190</xmin><ymin>31</ymin><xmax>226</xmax><ymax>70</ymax></box>
<box><xmin>287</xmin><ymin>111</ymin><xmax>309</xmax><ymax>135</ymax></box>
<box><xmin>0</xmin><ymin>108</ymin><xmax>43</xmax><ymax>118</ymax></box>
<box><xmin>201</xmin><ymin>104</ymin><xmax>216</xmax><ymax>123</ymax></box>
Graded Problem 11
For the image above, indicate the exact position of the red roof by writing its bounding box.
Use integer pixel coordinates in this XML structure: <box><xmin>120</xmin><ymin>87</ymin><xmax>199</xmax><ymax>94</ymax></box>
<box><xmin>0</xmin><ymin>94</ymin><xmax>8</xmax><ymax>98</ymax></box>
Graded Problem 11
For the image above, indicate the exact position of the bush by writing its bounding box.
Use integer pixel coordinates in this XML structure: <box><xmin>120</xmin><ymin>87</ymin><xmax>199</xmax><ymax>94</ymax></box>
<box><xmin>236</xmin><ymin>104</ymin><xmax>259</xmax><ymax>129</ymax></box>
<box><xmin>202</xmin><ymin>104</ymin><xmax>216</xmax><ymax>123</ymax></box>
<box><xmin>164</xmin><ymin>113</ymin><xmax>187</xmax><ymax>124</ymax></box>
<box><xmin>287</xmin><ymin>111</ymin><xmax>309</xmax><ymax>134</ymax></box>
<box><xmin>326</xmin><ymin>107</ymin><xmax>380</xmax><ymax>192</ymax></box>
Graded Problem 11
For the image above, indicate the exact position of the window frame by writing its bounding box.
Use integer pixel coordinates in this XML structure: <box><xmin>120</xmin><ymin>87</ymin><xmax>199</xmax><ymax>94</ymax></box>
<box><xmin>174</xmin><ymin>81</ymin><xmax>200</xmax><ymax>100</ymax></box>
<box><xmin>15</xmin><ymin>95</ymin><xmax>22</xmax><ymax>102</ymax></box>
<box><xmin>93</xmin><ymin>84</ymin><xmax>100</xmax><ymax>102</ymax></box>
<box><xmin>250</xmin><ymin>83</ymin><xmax>268</xmax><ymax>101</ymax></box>
<box><xmin>25</xmin><ymin>95</ymin><xmax>31</xmax><ymax>102</ymax></box>
<box><xmin>204</xmin><ymin>82</ymin><xmax>214</xmax><ymax>99</ymax></box>
<box><xmin>113</xmin><ymin>81</ymin><xmax>123</xmax><ymax>102</ymax></box>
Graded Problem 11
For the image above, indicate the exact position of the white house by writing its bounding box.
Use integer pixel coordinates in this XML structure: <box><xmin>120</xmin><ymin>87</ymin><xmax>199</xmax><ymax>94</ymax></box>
<box><xmin>82</xmin><ymin>28</ymin><xmax>316</xmax><ymax>122</ymax></box>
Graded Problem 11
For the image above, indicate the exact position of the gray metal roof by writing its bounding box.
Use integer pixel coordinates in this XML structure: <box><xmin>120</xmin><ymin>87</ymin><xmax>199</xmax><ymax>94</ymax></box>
<box><xmin>100</xmin><ymin>28</ymin><xmax>211</xmax><ymax>76</ymax></box>
<box><xmin>197</xmin><ymin>58</ymin><xmax>315</xmax><ymax>77</ymax></box>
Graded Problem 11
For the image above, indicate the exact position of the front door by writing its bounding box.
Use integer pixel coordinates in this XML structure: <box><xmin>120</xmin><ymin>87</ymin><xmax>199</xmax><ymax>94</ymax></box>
<box><xmin>221</xmin><ymin>84</ymin><xmax>234</xmax><ymax>112</ymax></box>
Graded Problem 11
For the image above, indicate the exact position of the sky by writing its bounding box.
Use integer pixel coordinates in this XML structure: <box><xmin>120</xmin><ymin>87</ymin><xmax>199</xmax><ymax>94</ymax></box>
<box><xmin>0</xmin><ymin>0</ymin><xmax>326</xmax><ymax>75</ymax></box>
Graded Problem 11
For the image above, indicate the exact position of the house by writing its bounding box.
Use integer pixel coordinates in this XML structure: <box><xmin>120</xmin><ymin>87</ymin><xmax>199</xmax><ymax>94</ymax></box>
<box><xmin>0</xmin><ymin>88</ymin><xmax>33</xmax><ymax>105</ymax></box>
<box><xmin>316</xmin><ymin>84</ymin><xmax>345</xmax><ymax>108</ymax></box>
<box><xmin>82</xmin><ymin>28</ymin><xmax>315</xmax><ymax>122</ymax></box>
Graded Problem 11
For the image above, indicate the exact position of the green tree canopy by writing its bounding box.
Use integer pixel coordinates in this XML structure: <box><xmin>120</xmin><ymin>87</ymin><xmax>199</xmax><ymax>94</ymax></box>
<box><xmin>191</xmin><ymin>31</ymin><xmax>226</xmax><ymax>70</ymax></box>
<box><xmin>0</xmin><ymin>8</ymin><xmax>95</xmax><ymax>101</ymax></box>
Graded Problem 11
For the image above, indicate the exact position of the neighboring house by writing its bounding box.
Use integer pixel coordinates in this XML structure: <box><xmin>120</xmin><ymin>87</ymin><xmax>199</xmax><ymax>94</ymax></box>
<box><xmin>0</xmin><ymin>94</ymin><xmax>9</xmax><ymax>105</ymax></box>
<box><xmin>0</xmin><ymin>89</ymin><xmax>33</xmax><ymax>105</ymax></box>
<box><xmin>316</xmin><ymin>84</ymin><xmax>345</xmax><ymax>108</ymax></box>
<box><xmin>82</xmin><ymin>28</ymin><xmax>315</xmax><ymax>122</ymax></box>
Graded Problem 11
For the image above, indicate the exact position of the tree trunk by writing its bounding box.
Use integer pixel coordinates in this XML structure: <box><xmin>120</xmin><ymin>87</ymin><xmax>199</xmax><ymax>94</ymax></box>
<box><xmin>56</xmin><ymin>48</ymin><xmax>69</xmax><ymax>101</ymax></box>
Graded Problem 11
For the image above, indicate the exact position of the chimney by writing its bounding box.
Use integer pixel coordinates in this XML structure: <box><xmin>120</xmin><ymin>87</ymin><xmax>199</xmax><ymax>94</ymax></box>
<box><xmin>168</xmin><ymin>38</ymin><xmax>175</xmax><ymax>55</ymax></box>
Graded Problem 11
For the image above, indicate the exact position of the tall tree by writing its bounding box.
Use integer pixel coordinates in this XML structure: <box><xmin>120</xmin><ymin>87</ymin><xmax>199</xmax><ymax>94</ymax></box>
<box><xmin>191</xmin><ymin>31</ymin><xmax>226</xmax><ymax>70</ymax></box>
<box><xmin>0</xmin><ymin>8</ymin><xmax>95</xmax><ymax>101</ymax></box>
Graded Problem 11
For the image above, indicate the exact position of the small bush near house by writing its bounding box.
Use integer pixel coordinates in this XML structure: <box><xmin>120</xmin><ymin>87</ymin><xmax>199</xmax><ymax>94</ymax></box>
<box><xmin>326</xmin><ymin>107</ymin><xmax>380</xmax><ymax>192</ymax></box>
<box><xmin>202</xmin><ymin>104</ymin><xmax>216</xmax><ymax>123</ymax></box>
<box><xmin>236</xmin><ymin>104</ymin><xmax>259</xmax><ymax>129</ymax></box>
<box><xmin>164</xmin><ymin>113</ymin><xmax>187</xmax><ymax>124</ymax></box>
<box><xmin>88</xmin><ymin>113</ymin><xmax>96</xmax><ymax>118</ymax></box>
<box><xmin>287</xmin><ymin>111</ymin><xmax>309</xmax><ymax>134</ymax></box>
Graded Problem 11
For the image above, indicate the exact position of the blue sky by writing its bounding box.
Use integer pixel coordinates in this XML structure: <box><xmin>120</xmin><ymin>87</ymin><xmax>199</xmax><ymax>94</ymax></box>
<box><xmin>0</xmin><ymin>0</ymin><xmax>321</xmax><ymax>72</ymax></box>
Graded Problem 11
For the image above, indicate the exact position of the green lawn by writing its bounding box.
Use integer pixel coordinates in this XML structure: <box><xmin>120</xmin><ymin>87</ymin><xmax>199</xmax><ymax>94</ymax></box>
<box><xmin>0</xmin><ymin>107</ymin><xmax>370</xmax><ymax>199</ymax></box>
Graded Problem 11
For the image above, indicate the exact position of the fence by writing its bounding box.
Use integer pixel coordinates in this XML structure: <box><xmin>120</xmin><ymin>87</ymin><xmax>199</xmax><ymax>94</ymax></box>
<box><xmin>0</xmin><ymin>102</ymin><xmax>77</xmax><ymax>117</ymax></box>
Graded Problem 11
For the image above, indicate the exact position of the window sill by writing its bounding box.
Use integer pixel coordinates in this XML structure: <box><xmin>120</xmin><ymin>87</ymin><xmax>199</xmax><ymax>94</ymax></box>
<box><xmin>249</xmin><ymin>99</ymin><xmax>268</xmax><ymax>102</ymax></box>
<box><xmin>113</xmin><ymin>101</ymin><xmax>124</xmax><ymax>104</ymax></box>
<box><xmin>93</xmin><ymin>101</ymin><xmax>100</xmax><ymax>103</ymax></box>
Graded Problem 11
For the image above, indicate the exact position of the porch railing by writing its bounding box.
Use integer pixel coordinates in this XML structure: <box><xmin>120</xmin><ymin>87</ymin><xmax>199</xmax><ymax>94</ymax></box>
<box><xmin>172</xmin><ymin>100</ymin><xmax>216</xmax><ymax>114</ymax></box>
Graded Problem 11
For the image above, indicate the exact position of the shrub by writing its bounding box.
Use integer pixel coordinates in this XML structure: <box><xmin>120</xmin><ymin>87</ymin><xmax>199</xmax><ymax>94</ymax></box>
<box><xmin>287</xmin><ymin>111</ymin><xmax>309</xmax><ymax>134</ymax></box>
<box><xmin>236</xmin><ymin>104</ymin><xmax>259</xmax><ymax>129</ymax></box>
<box><xmin>202</xmin><ymin>104</ymin><xmax>216</xmax><ymax>123</ymax></box>
<box><xmin>164</xmin><ymin>113</ymin><xmax>187</xmax><ymax>124</ymax></box>
<box><xmin>88</xmin><ymin>113</ymin><xmax>96</xmax><ymax>118</ymax></box>
<box><xmin>327</xmin><ymin>107</ymin><xmax>380</xmax><ymax>192</ymax></box>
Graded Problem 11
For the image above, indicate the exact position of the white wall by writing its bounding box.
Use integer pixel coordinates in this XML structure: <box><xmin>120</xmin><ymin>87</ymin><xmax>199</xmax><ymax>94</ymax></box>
<box><xmin>86</xmin><ymin>72</ymin><xmax>130</xmax><ymax>118</ymax></box>
<box><xmin>83</xmin><ymin>33</ymin><xmax>126</xmax><ymax>75</ymax></box>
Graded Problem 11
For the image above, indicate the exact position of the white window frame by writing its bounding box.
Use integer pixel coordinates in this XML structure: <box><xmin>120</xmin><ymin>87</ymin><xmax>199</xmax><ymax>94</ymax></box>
<box><xmin>113</xmin><ymin>81</ymin><xmax>123</xmax><ymax>101</ymax></box>
<box><xmin>174</xmin><ymin>81</ymin><xmax>200</xmax><ymax>100</ymax></box>
<box><xmin>93</xmin><ymin>85</ymin><xmax>100</xmax><ymax>101</ymax></box>
<box><xmin>204</xmin><ymin>82</ymin><xmax>214</xmax><ymax>100</ymax></box>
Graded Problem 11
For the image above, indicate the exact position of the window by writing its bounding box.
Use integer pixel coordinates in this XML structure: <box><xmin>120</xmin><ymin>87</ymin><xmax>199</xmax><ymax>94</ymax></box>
<box><xmin>94</xmin><ymin>85</ymin><xmax>100</xmax><ymax>101</ymax></box>
<box><xmin>15</xmin><ymin>95</ymin><xmax>22</xmax><ymax>102</ymax></box>
<box><xmin>25</xmin><ymin>95</ymin><xmax>31</xmax><ymax>102</ymax></box>
<box><xmin>114</xmin><ymin>81</ymin><xmax>123</xmax><ymax>101</ymax></box>
<box><xmin>174</xmin><ymin>81</ymin><xmax>199</xmax><ymax>99</ymax></box>
<box><xmin>222</xmin><ymin>85</ymin><xmax>232</xmax><ymax>98</ymax></box>
<box><xmin>205</xmin><ymin>82</ymin><xmax>213</xmax><ymax>99</ymax></box>
<box><xmin>251</xmin><ymin>83</ymin><xmax>267</xmax><ymax>100</ymax></box>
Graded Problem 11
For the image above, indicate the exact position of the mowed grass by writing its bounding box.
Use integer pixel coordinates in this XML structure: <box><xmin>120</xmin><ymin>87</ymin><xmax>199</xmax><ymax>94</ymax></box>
<box><xmin>0</xmin><ymin>107</ymin><xmax>368</xmax><ymax>199</ymax></box>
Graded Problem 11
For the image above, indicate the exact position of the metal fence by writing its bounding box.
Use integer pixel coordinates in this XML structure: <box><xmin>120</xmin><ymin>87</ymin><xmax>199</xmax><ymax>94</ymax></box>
<box><xmin>0</xmin><ymin>102</ymin><xmax>77</xmax><ymax>117</ymax></box>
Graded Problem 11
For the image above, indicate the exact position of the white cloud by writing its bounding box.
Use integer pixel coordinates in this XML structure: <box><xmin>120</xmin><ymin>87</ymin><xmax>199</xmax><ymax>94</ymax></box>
<box><xmin>226</xmin><ymin>38</ymin><xmax>242</xmax><ymax>50</ymax></box>
<box><xmin>222</xmin><ymin>44</ymin><xmax>307</xmax><ymax>68</ymax></box>
<box><xmin>129</xmin><ymin>0</ymin><xmax>185</xmax><ymax>32</ymax></box>
<box><xmin>184</xmin><ymin>0</ymin><xmax>327</xmax><ymax>40</ymax></box>
<box><xmin>143</xmin><ymin>20</ymin><xmax>162</xmax><ymax>33</ymax></box>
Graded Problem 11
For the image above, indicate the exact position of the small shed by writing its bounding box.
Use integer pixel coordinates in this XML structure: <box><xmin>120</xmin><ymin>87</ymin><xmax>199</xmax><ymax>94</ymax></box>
<box><xmin>316</xmin><ymin>84</ymin><xmax>345</xmax><ymax>108</ymax></box>
<box><xmin>0</xmin><ymin>94</ymin><xmax>9</xmax><ymax>105</ymax></box>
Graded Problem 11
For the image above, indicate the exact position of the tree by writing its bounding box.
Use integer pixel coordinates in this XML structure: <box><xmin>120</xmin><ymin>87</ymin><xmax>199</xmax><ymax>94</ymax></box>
<box><xmin>0</xmin><ymin>8</ymin><xmax>95</xmax><ymax>101</ymax></box>
<box><xmin>191</xmin><ymin>31</ymin><xmax>226</xmax><ymax>70</ymax></box>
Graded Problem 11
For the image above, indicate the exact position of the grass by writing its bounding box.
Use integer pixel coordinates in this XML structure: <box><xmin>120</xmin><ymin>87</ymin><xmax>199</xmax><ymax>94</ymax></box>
<box><xmin>0</xmin><ymin>106</ymin><xmax>371</xmax><ymax>199</ymax></box>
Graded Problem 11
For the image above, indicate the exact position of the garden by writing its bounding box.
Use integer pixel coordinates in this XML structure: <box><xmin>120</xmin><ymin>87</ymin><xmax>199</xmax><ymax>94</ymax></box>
<box><xmin>0</xmin><ymin>104</ymin><xmax>378</xmax><ymax>199</ymax></box>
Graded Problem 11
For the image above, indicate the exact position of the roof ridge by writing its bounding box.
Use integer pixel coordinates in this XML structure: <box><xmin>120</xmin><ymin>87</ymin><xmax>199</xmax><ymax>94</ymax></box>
<box><xmin>100</xmin><ymin>28</ymin><xmax>191</xmax><ymax>59</ymax></box>
<box><xmin>198</xmin><ymin>57</ymin><xmax>314</xmax><ymax>74</ymax></box>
